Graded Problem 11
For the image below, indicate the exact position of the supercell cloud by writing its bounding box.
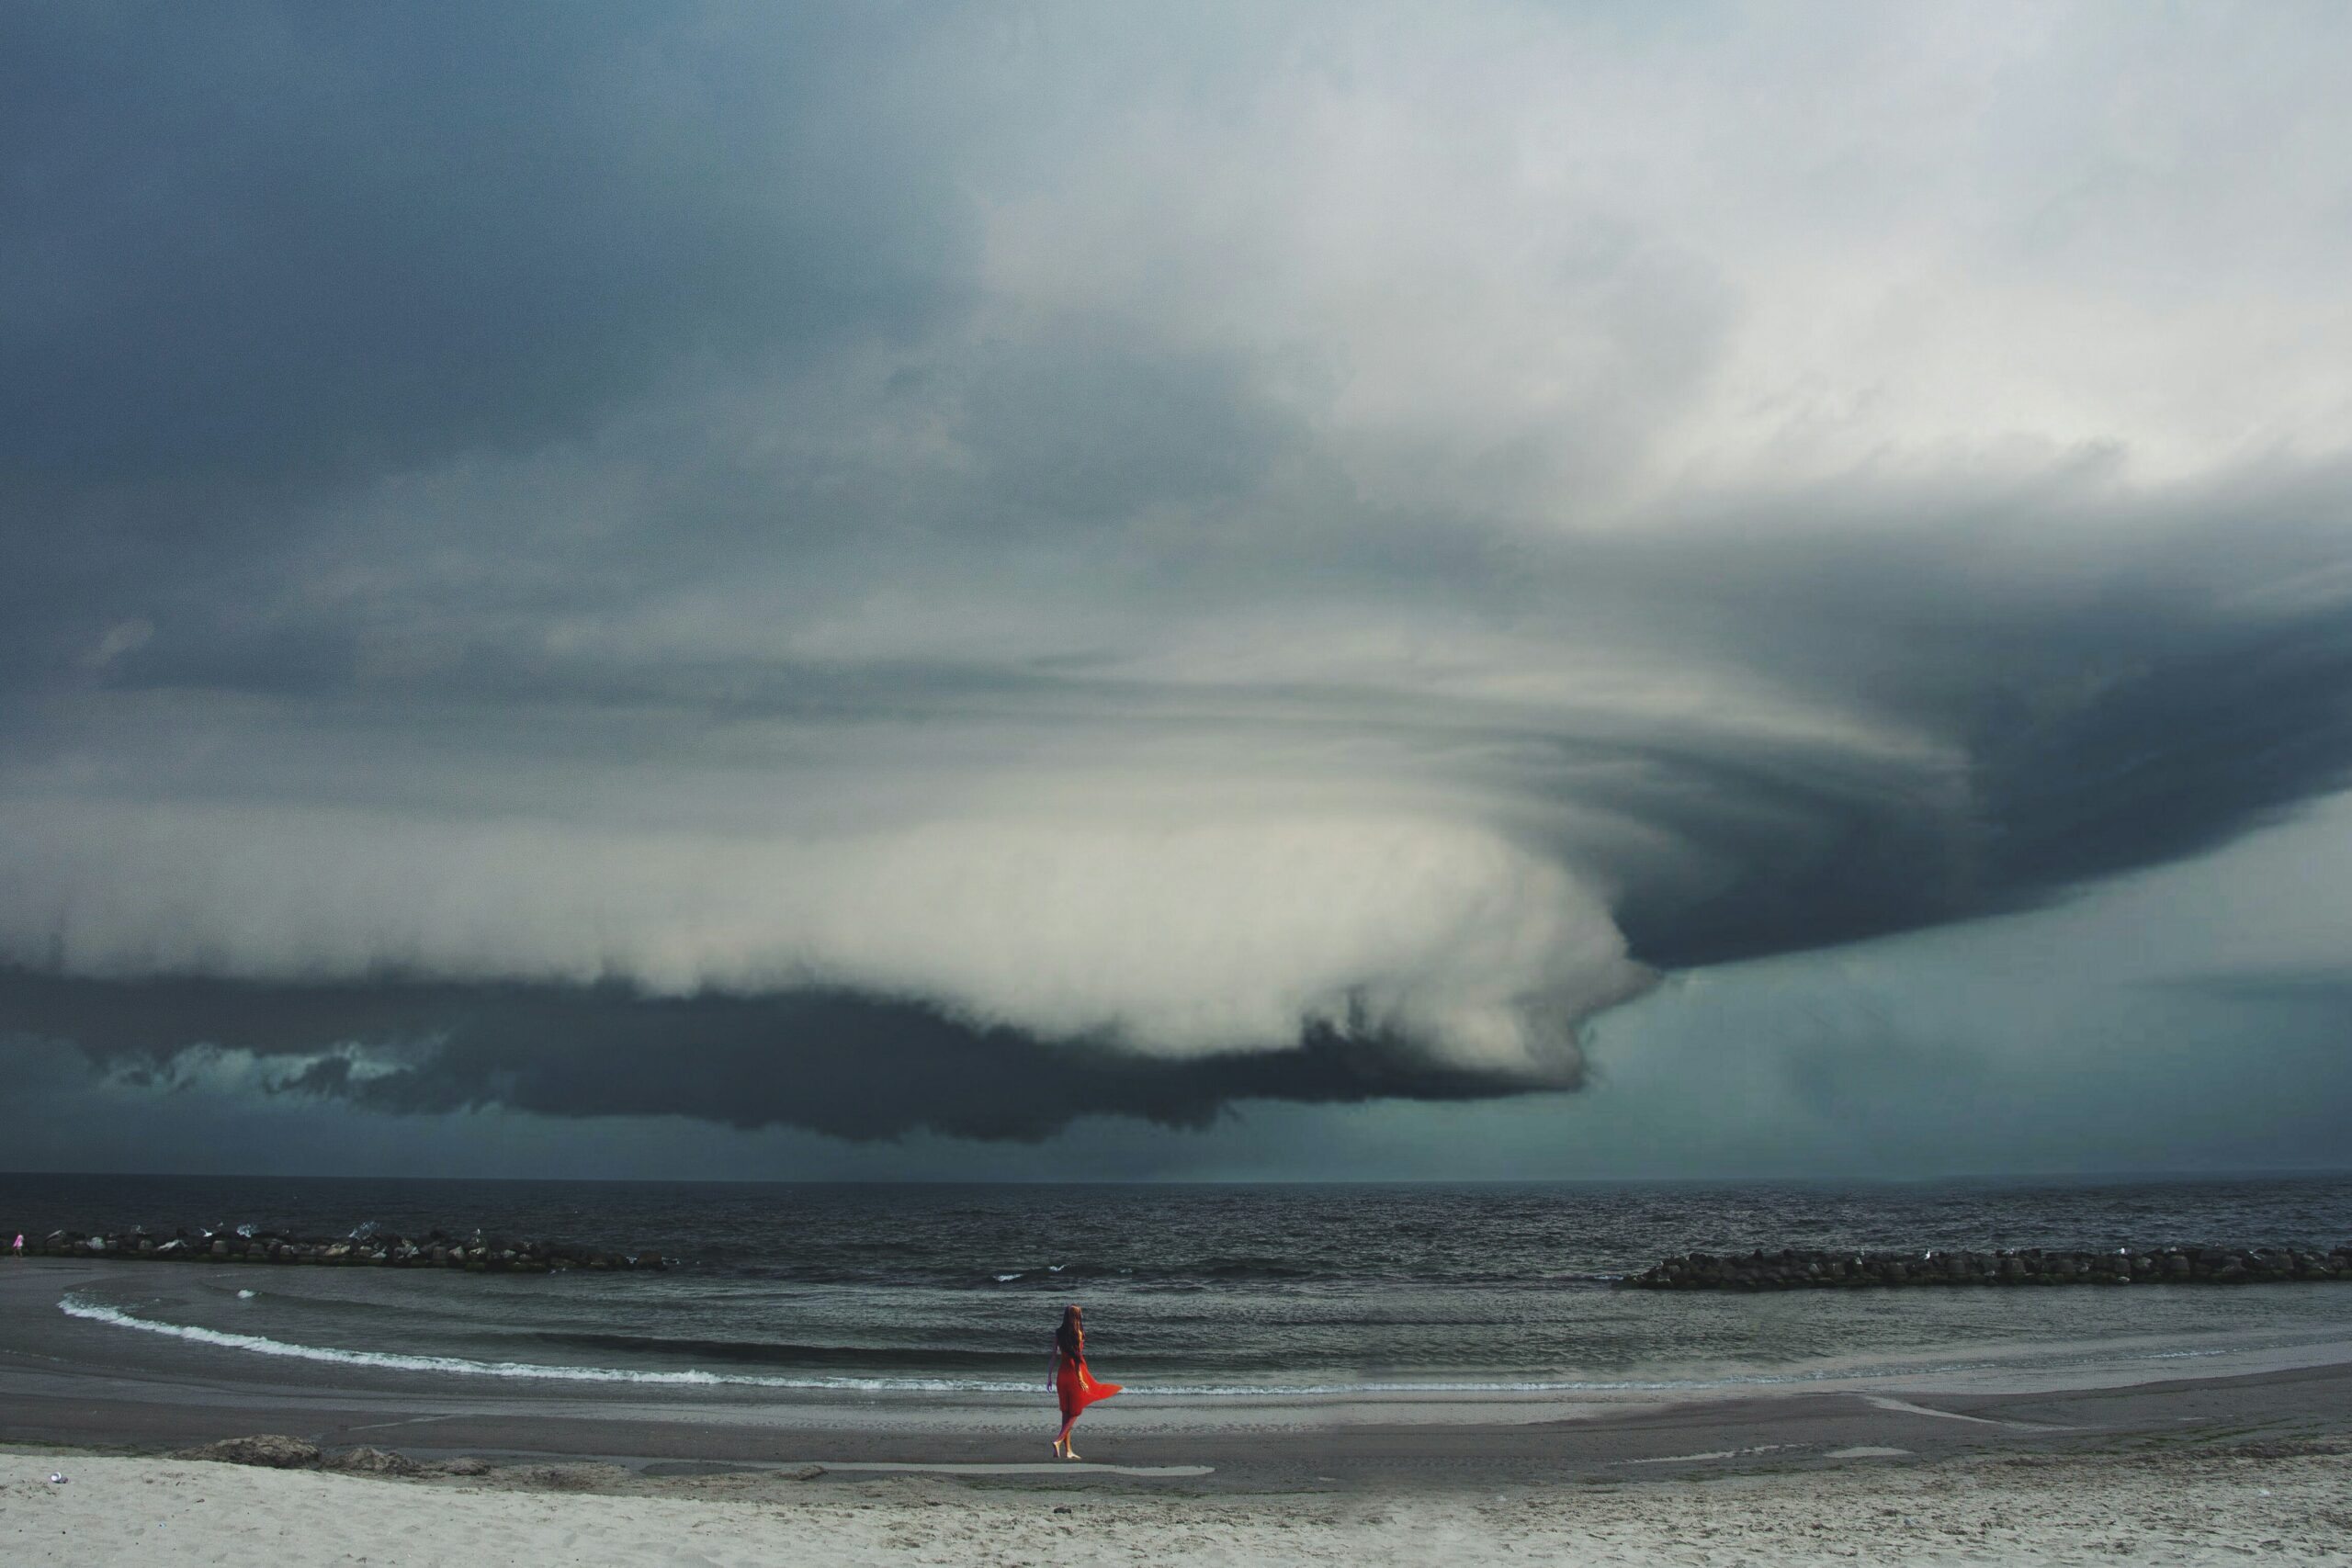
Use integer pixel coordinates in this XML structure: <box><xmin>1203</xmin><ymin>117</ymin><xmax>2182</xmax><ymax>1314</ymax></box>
<box><xmin>4</xmin><ymin>3</ymin><xmax>2351</xmax><ymax>1141</ymax></box>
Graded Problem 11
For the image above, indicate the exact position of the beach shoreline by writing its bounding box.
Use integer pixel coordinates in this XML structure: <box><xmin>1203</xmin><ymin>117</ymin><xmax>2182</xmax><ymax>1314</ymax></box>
<box><xmin>9</xmin><ymin>1255</ymin><xmax>2352</xmax><ymax>1563</ymax></box>
<box><xmin>7</xmin><ymin>1258</ymin><xmax>2352</xmax><ymax>1492</ymax></box>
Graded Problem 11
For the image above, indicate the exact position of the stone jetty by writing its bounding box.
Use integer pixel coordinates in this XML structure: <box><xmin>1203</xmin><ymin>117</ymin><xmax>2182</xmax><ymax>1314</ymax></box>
<box><xmin>9</xmin><ymin>1225</ymin><xmax>667</xmax><ymax>1272</ymax></box>
<box><xmin>1625</xmin><ymin>1244</ymin><xmax>2352</xmax><ymax>1290</ymax></box>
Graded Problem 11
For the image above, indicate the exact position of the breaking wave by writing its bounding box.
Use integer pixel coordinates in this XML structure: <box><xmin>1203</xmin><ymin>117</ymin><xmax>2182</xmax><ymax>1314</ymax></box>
<box><xmin>54</xmin><ymin>1292</ymin><xmax>1856</xmax><ymax>1395</ymax></box>
<box><xmin>58</xmin><ymin>1295</ymin><xmax>1038</xmax><ymax>1392</ymax></box>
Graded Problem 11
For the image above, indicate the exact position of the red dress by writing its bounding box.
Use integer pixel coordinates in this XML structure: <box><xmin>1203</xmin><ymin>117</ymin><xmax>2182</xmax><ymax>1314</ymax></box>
<box><xmin>1056</xmin><ymin>1354</ymin><xmax>1122</xmax><ymax>1418</ymax></box>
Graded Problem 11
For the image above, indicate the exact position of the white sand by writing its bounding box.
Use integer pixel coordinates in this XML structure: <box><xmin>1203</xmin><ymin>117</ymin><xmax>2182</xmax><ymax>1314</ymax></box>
<box><xmin>6</xmin><ymin>1446</ymin><xmax>2347</xmax><ymax>1567</ymax></box>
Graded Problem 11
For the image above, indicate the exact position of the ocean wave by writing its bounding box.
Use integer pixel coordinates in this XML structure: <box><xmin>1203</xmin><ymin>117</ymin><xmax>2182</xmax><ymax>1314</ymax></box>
<box><xmin>54</xmin><ymin>1292</ymin><xmax>1745</xmax><ymax>1395</ymax></box>
<box><xmin>1048</xmin><ymin>1256</ymin><xmax>1320</xmax><ymax>1283</ymax></box>
<box><xmin>521</xmin><ymin>1330</ymin><xmax>1037</xmax><ymax>1371</ymax></box>
<box><xmin>56</xmin><ymin>1292</ymin><xmax>2297</xmax><ymax>1399</ymax></box>
<box><xmin>689</xmin><ymin>1255</ymin><xmax>1628</xmax><ymax>1289</ymax></box>
<box><xmin>692</xmin><ymin>1252</ymin><xmax>1618</xmax><ymax>1288</ymax></box>
<box><xmin>56</xmin><ymin>1296</ymin><xmax>1046</xmax><ymax>1393</ymax></box>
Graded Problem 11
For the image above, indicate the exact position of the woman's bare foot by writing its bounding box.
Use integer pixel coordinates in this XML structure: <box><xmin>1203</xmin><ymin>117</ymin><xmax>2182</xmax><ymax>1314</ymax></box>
<box><xmin>1063</xmin><ymin>1448</ymin><xmax>1082</xmax><ymax>1461</ymax></box>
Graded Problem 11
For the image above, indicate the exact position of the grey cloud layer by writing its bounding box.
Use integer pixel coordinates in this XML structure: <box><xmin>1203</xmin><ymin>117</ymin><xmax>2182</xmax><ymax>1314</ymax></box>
<box><xmin>4</xmin><ymin>3</ymin><xmax>2350</xmax><ymax>1143</ymax></box>
<box><xmin>0</xmin><ymin>970</ymin><xmax>1543</xmax><ymax>1143</ymax></box>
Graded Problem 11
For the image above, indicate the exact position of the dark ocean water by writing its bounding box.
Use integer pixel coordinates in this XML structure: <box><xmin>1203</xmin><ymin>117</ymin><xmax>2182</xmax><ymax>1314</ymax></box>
<box><xmin>8</xmin><ymin>1173</ymin><xmax>2352</xmax><ymax>1395</ymax></box>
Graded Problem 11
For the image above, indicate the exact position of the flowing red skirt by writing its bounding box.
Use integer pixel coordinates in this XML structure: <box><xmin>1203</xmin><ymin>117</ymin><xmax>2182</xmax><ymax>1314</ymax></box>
<box><xmin>1057</xmin><ymin>1359</ymin><xmax>1122</xmax><ymax>1419</ymax></box>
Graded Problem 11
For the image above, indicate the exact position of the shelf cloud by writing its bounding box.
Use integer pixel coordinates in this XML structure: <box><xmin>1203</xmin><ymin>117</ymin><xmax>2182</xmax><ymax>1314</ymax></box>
<box><xmin>5</xmin><ymin>3</ymin><xmax>2350</xmax><ymax>1142</ymax></box>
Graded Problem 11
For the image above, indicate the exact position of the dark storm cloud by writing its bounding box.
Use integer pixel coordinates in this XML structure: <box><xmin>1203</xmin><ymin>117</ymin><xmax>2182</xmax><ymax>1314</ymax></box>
<box><xmin>0</xmin><ymin>1</ymin><xmax>966</xmax><ymax>683</ymax></box>
<box><xmin>7</xmin><ymin>516</ymin><xmax>2346</xmax><ymax>1142</ymax></box>
<box><xmin>0</xmin><ymin>969</ymin><xmax>1536</xmax><ymax>1143</ymax></box>
<box><xmin>1</xmin><ymin>5</ymin><xmax>952</xmax><ymax>483</ymax></box>
<box><xmin>2159</xmin><ymin>968</ymin><xmax>2352</xmax><ymax>1010</ymax></box>
<box><xmin>1561</xmin><ymin>506</ymin><xmax>2352</xmax><ymax>966</ymax></box>
<box><xmin>4</xmin><ymin>4</ymin><xmax>2351</xmax><ymax>1151</ymax></box>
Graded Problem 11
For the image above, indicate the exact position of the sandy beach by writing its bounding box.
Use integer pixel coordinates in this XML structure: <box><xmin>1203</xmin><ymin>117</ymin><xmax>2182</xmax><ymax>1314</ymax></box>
<box><xmin>6</xmin><ymin>1259</ymin><xmax>2351</xmax><ymax>1564</ymax></box>
<box><xmin>7</xmin><ymin>1438</ymin><xmax>2349</xmax><ymax>1566</ymax></box>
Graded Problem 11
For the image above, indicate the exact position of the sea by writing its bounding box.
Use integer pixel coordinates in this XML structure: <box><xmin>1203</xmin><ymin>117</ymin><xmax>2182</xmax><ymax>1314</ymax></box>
<box><xmin>7</xmin><ymin>1173</ymin><xmax>2352</xmax><ymax>1399</ymax></box>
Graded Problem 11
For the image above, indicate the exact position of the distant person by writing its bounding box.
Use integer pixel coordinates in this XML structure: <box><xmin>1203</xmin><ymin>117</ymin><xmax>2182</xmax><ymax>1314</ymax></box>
<box><xmin>10</xmin><ymin>1234</ymin><xmax>20</xmax><ymax>1258</ymax></box>
<box><xmin>1047</xmin><ymin>1303</ymin><xmax>1121</xmax><ymax>1460</ymax></box>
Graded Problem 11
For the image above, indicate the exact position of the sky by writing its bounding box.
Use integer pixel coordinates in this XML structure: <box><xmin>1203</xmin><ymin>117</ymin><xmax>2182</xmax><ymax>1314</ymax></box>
<box><xmin>3</xmin><ymin>2</ymin><xmax>2349</xmax><ymax>1179</ymax></box>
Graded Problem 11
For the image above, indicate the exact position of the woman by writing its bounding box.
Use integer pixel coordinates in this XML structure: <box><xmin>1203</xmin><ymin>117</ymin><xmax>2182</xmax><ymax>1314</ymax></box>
<box><xmin>1047</xmin><ymin>1303</ymin><xmax>1121</xmax><ymax>1460</ymax></box>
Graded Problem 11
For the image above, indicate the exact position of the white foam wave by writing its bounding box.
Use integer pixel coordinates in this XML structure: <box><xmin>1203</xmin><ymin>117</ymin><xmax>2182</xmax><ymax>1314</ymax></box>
<box><xmin>58</xmin><ymin>1296</ymin><xmax>1045</xmax><ymax>1393</ymax></box>
<box><xmin>57</xmin><ymin>1293</ymin><xmax>2306</xmax><ymax>1400</ymax></box>
<box><xmin>57</xmin><ymin>1293</ymin><xmax>1718</xmax><ymax>1395</ymax></box>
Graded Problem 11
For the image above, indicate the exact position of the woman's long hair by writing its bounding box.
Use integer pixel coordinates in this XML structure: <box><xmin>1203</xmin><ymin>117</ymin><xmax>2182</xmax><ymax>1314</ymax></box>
<box><xmin>1054</xmin><ymin>1304</ymin><xmax>1083</xmax><ymax>1361</ymax></box>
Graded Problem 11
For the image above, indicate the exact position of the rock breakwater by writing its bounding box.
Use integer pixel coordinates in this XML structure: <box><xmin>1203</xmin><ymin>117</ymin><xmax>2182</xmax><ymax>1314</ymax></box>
<box><xmin>9</xmin><ymin>1225</ymin><xmax>667</xmax><ymax>1272</ymax></box>
<box><xmin>1626</xmin><ymin>1245</ymin><xmax>2352</xmax><ymax>1290</ymax></box>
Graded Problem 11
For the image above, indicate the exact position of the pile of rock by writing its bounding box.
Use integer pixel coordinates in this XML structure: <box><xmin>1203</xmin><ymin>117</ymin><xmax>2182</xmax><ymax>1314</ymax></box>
<box><xmin>11</xmin><ymin>1226</ymin><xmax>667</xmax><ymax>1271</ymax></box>
<box><xmin>1624</xmin><ymin>1244</ymin><xmax>2352</xmax><ymax>1291</ymax></box>
<box><xmin>176</xmin><ymin>1436</ymin><xmax>467</xmax><ymax>1477</ymax></box>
